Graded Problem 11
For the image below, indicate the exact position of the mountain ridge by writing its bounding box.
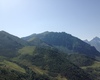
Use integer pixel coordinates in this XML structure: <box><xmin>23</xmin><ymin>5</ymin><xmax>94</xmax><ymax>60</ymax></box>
<box><xmin>0</xmin><ymin>31</ymin><xmax>28</xmax><ymax>57</ymax></box>
<box><xmin>22</xmin><ymin>31</ymin><xmax>100</xmax><ymax>60</ymax></box>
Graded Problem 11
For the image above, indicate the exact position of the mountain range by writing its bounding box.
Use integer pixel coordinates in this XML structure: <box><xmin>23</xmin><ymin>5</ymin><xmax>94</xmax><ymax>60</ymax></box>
<box><xmin>0</xmin><ymin>31</ymin><xmax>100</xmax><ymax>80</ymax></box>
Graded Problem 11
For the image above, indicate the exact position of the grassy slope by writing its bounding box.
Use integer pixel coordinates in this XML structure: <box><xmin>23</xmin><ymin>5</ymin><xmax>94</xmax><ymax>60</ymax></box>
<box><xmin>0</xmin><ymin>60</ymin><xmax>26</xmax><ymax>73</ymax></box>
<box><xmin>81</xmin><ymin>61</ymin><xmax>100</xmax><ymax>80</ymax></box>
<box><xmin>18</xmin><ymin>46</ymin><xmax>36</xmax><ymax>55</ymax></box>
<box><xmin>0</xmin><ymin>57</ymin><xmax>28</xmax><ymax>80</ymax></box>
<box><xmin>82</xmin><ymin>61</ymin><xmax>100</xmax><ymax>69</ymax></box>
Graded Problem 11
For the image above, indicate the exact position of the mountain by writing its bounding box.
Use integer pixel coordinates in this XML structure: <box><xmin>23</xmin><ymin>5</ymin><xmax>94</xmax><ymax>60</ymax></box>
<box><xmin>0</xmin><ymin>31</ymin><xmax>99</xmax><ymax>80</ymax></box>
<box><xmin>0</xmin><ymin>31</ymin><xmax>94</xmax><ymax>80</ymax></box>
<box><xmin>22</xmin><ymin>31</ymin><xmax>100</xmax><ymax>60</ymax></box>
<box><xmin>0</xmin><ymin>31</ymin><xmax>28</xmax><ymax>57</ymax></box>
<box><xmin>85</xmin><ymin>37</ymin><xmax>100</xmax><ymax>52</ymax></box>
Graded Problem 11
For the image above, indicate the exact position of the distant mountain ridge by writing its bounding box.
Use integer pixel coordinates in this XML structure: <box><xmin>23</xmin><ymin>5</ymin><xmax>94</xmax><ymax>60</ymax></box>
<box><xmin>22</xmin><ymin>31</ymin><xmax>100</xmax><ymax>60</ymax></box>
<box><xmin>84</xmin><ymin>37</ymin><xmax>100</xmax><ymax>52</ymax></box>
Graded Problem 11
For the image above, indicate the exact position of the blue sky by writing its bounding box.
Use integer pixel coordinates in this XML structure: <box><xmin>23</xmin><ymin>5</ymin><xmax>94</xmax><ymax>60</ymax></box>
<box><xmin>0</xmin><ymin>0</ymin><xmax>100</xmax><ymax>40</ymax></box>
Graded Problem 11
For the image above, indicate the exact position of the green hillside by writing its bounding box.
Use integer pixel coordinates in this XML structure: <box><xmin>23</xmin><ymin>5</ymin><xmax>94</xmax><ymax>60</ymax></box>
<box><xmin>67</xmin><ymin>54</ymin><xmax>96</xmax><ymax>67</ymax></box>
<box><xmin>0</xmin><ymin>31</ymin><xmax>28</xmax><ymax>57</ymax></box>
<box><xmin>13</xmin><ymin>46</ymin><xmax>93</xmax><ymax>80</ymax></box>
<box><xmin>0</xmin><ymin>60</ymin><xmax>26</xmax><ymax>73</ymax></box>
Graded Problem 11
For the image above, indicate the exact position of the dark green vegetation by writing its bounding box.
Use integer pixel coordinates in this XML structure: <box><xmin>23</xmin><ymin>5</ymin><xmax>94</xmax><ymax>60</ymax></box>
<box><xmin>67</xmin><ymin>54</ymin><xmax>96</xmax><ymax>67</ymax></box>
<box><xmin>0</xmin><ymin>31</ymin><xmax>100</xmax><ymax>80</ymax></box>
